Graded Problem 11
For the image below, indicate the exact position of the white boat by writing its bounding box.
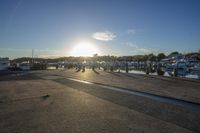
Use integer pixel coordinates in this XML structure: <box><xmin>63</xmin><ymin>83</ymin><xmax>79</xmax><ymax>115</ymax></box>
<box><xmin>0</xmin><ymin>58</ymin><xmax>10</xmax><ymax>71</ymax></box>
<box><xmin>189</xmin><ymin>63</ymin><xmax>200</xmax><ymax>78</ymax></box>
<box><xmin>18</xmin><ymin>62</ymin><xmax>30</xmax><ymax>71</ymax></box>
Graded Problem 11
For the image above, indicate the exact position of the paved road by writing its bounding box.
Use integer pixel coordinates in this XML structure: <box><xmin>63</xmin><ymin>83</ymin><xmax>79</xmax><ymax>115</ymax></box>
<box><xmin>0</xmin><ymin>69</ymin><xmax>199</xmax><ymax>133</ymax></box>
<box><xmin>40</xmin><ymin>69</ymin><xmax>200</xmax><ymax>104</ymax></box>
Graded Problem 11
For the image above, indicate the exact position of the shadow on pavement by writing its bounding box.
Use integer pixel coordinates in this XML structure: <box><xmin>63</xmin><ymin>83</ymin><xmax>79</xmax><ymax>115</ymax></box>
<box><xmin>106</xmin><ymin>71</ymin><xmax>122</xmax><ymax>77</ymax></box>
<box><xmin>0</xmin><ymin>72</ymin><xmax>41</xmax><ymax>81</ymax></box>
<box><xmin>92</xmin><ymin>69</ymin><xmax>100</xmax><ymax>74</ymax></box>
<box><xmin>75</xmin><ymin>68</ymin><xmax>81</xmax><ymax>72</ymax></box>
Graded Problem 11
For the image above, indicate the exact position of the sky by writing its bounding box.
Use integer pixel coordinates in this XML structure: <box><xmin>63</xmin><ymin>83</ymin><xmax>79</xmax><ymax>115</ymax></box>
<box><xmin>0</xmin><ymin>0</ymin><xmax>200</xmax><ymax>59</ymax></box>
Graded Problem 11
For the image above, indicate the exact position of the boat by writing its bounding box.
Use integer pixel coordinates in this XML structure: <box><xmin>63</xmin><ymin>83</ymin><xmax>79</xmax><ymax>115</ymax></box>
<box><xmin>18</xmin><ymin>62</ymin><xmax>30</xmax><ymax>71</ymax></box>
<box><xmin>0</xmin><ymin>58</ymin><xmax>10</xmax><ymax>71</ymax></box>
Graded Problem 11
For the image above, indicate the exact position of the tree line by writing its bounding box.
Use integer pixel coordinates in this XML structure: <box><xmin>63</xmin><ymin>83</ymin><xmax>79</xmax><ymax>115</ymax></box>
<box><xmin>11</xmin><ymin>51</ymin><xmax>192</xmax><ymax>63</ymax></box>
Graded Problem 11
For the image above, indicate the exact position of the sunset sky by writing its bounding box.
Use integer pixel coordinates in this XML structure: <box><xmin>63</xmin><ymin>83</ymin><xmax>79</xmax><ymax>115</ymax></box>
<box><xmin>0</xmin><ymin>0</ymin><xmax>200</xmax><ymax>59</ymax></box>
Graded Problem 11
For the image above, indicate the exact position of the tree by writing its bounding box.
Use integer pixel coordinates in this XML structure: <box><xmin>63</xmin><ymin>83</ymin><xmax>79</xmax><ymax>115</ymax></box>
<box><xmin>197</xmin><ymin>53</ymin><xmax>200</xmax><ymax>60</ymax></box>
<box><xmin>157</xmin><ymin>53</ymin><xmax>166</xmax><ymax>61</ymax></box>
<box><xmin>148</xmin><ymin>53</ymin><xmax>156</xmax><ymax>61</ymax></box>
<box><xmin>168</xmin><ymin>51</ymin><xmax>179</xmax><ymax>57</ymax></box>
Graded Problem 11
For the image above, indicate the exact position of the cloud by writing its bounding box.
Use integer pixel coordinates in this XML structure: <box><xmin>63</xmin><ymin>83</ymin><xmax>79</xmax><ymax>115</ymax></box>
<box><xmin>137</xmin><ymin>48</ymin><xmax>150</xmax><ymax>53</ymax></box>
<box><xmin>38</xmin><ymin>54</ymin><xmax>63</xmax><ymax>58</ymax></box>
<box><xmin>92</xmin><ymin>31</ymin><xmax>116</xmax><ymax>41</ymax></box>
<box><xmin>127</xmin><ymin>29</ymin><xmax>136</xmax><ymax>34</ymax></box>
<box><xmin>125</xmin><ymin>42</ymin><xmax>138</xmax><ymax>48</ymax></box>
<box><xmin>124</xmin><ymin>42</ymin><xmax>151</xmax><ymax>54</ymax></box>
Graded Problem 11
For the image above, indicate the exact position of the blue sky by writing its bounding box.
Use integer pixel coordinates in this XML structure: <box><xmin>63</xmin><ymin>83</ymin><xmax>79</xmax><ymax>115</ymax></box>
<box><xmin>0</xmin><ymin>0</ymin><xmax>200</xmax><ymax>59</ymax></box>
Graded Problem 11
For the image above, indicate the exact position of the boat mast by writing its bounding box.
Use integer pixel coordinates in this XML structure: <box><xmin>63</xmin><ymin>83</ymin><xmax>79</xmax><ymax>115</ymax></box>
<box><xmin>32</xmin><ymin>49</ymin><xmax>34</xmax><ymax>65</ymax></box>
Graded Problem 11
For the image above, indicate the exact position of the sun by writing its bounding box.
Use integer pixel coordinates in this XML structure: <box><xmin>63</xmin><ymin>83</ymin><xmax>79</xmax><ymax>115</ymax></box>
<box><xmin>70</xmin><ymin>41</ymin><xmax>99</xmax><ymax>57</ymax></box>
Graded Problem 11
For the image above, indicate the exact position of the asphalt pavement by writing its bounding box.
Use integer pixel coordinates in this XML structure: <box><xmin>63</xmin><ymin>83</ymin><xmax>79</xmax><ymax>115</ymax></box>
<box><xmin>0</xmin><ymin>69</ymin><xmax>199</xmax><ymax>133</ymax></box>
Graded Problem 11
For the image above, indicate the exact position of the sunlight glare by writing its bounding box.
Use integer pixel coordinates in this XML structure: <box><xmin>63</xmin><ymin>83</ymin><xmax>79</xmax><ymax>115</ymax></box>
<box><xmin>70</xmin><ymin>41</ymin><xmax>99</xmax><ymax>57</ymax></box>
